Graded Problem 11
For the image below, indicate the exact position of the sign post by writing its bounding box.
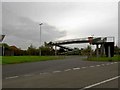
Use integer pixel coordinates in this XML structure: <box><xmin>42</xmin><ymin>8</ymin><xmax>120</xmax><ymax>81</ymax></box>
<box><xmin>88</xmin><ymin>37</ymin><xmax>93</xmax><ymax>57</ymax></box>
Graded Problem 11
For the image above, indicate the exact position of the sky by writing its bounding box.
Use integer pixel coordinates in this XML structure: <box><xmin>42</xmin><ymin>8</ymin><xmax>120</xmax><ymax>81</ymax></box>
<box><xmin>1</xmin><ymin>1</ymin><xmax>119</xmax><ymax>50</ymax></box>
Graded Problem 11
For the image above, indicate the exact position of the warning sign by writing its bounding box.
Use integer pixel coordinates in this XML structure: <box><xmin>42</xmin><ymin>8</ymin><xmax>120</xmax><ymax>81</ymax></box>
<box><xmin>0</xmin><ymin>35</ymin><xmax>5</xmax><ymax>42</ymax></box>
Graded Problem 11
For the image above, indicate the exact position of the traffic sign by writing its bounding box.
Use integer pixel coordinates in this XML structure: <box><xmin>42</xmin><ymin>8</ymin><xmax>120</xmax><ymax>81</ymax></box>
<box><xmin>0</xmin><ymin>35</ymin><xmax>5</xmax><ymax>42</ymax></box>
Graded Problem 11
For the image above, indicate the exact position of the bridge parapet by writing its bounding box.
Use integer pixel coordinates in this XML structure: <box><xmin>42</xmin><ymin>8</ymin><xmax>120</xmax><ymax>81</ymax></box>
<box><xmin>47</xmin><ymin>37</ymin><xmax>112</xmax><ymax>45</ymax></box>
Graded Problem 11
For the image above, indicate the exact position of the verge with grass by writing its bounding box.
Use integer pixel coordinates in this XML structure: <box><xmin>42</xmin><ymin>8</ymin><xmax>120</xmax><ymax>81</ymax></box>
<box><xmin>0</xmin><ymin>56</ymin><xmax>65</xmax><ymax>65</ymax></box>
<box><xmin>87</xmin><ymin>55</ymin><xmax>120</xmax><ymax>61</ymax></box>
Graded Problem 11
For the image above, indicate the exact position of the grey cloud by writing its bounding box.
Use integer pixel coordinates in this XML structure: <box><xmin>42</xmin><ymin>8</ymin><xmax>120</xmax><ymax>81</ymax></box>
<box><xmin>2</xmin><ymin>8</ymin><xmax>66</xmax><ymax>49</ymax></box>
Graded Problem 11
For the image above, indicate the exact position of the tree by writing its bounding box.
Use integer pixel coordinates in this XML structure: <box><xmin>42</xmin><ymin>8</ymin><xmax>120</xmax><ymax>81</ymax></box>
<box><xmin>81</xmin><ymin>45</ymin><xmax>93</xmax><ymax>56</ymax></box>
<box><xmin>114</xmin><ymin>45</ymin><xmax>120</xmax><ymax>55</ymax></box>
<box><xmin>27</xmin><ymin>44</ymin><xmax>38</xmax><ymax>55</ymax></box>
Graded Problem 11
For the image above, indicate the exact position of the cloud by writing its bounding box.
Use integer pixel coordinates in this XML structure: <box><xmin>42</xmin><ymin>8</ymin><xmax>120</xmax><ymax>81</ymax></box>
<box><xmin>2</xmin><ymin>8</ymin><xmax>66</xmax><ymax>49</ymax></box>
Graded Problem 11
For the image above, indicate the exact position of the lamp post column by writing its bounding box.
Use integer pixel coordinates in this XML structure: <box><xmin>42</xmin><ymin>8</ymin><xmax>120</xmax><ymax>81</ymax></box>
<box><xmin>39</xmin><ymin>23</ymin><xmax>43</xmax><ymax>56</ymax></box>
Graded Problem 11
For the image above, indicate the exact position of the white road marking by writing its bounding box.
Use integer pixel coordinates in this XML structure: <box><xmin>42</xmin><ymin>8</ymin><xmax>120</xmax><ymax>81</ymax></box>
<box><xmin>73</xmin><ymin>68</ymin><xmax>80</xmax><ymax>70</ymax></box>
<box><xmin>81</xmin><ymin>67</ymin><xmax>87</xmax><ymax>69</ymax></box>
<box><xmin>64</xmin><ymin>69</ymin><xmax>71</xmax><ymax>72</ymax></box>
<box><xmin>110</xmin><ymin>63</ymin><xmax>114</xmax><ymax>64</ymax></box>
<box><xmin>96</xmin><ymin>65</ymin><xmax>100</xmax><ymax>67</ymax></box>
<box><xmin>89</xmin><ymin>66</ymin><xmax>95</xmax><ymax>68</ymax></box>
<box><xmin>5</xmin><ymin>76</ymin><xmax>19</xmax><ymax>79</ymax></box>
<box><xmin>39</xmin><ymin>72</ymin><xmax>49</xmax><ymax>75</ymax></box>
<box><xmin>6</xmin><ymin>62</ymin><xmax>116</xmax><ymax>80</ymax></box>
<box><xmin>24</xmin><ymin>74</ymin><xmax>34</xmax><ymax>77</ymax></box>
<box><xmin>106</xmin><ymin>63</ymin><xmax>110</xmax><ymax>65</ymax></box>
<box><xmin>53</xmin><ymin>71</ymin><xmax>61</xmax><ymax>73</ymax></box>
<box><xmin>80</xmin><ymin>76</ymin><xmax>120</xmax><ymax>90</ymax></box>
<box><xmin>101</xmin><ymin>64</ymin><xmax>105</xmax><ymax>66</ymax></box>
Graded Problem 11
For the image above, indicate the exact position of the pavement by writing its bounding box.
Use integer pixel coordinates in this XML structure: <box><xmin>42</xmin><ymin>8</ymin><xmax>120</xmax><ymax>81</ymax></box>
<box><xmin>2</xmin><ymin>56</ymin><xmax>119</xmax><ymax>89</ymax></box>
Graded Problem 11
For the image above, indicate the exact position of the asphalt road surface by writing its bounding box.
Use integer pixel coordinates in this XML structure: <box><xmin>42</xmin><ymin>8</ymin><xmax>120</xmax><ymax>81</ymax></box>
<box><xmin>2</xmin><ymin>56</ymin><xmax>119</xmax><ymax>89</ymax></box>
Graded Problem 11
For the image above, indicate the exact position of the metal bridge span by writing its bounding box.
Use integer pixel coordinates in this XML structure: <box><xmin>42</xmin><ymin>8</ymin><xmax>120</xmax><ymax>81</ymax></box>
<box><xmin>47</xmin><ymin>37</ymin><xmax>106</xmax><ymax>46</ymax></box>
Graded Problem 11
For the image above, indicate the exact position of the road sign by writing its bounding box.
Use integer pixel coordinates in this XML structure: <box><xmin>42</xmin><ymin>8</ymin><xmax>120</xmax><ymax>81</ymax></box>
<box><xmin>88</xmin><ymin>37</ymin><xmax>93</xmax><ymax>44</ymax></box>
<box><xmin>0</xmin><ymin>35</ymin><xmax>5</xmax><ymax>42</ymax></box>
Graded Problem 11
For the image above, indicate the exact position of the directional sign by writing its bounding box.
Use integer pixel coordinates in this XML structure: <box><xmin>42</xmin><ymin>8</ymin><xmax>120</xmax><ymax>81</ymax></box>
<box><xmin>0</xmin><ymin>35</ymin><xmax>5</xmax><ymax>42</ymax></box>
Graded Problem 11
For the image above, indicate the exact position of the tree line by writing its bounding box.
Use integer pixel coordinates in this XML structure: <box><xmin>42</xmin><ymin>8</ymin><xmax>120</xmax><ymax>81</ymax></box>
<box><xmin>0</xmin><ymin>43</ymin><xmax>120</xmax><ymax>56</ymax></box>
<box><xmin>0</xmin><ymin>43</ymin><xmax>55</xmax><ymax>56</ymax></box>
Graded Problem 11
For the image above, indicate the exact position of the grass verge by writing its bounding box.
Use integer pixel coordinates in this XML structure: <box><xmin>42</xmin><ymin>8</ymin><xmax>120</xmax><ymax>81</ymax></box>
<box><xmin>0</xmin><ymin>56</ymin><xmax>65</xmax><ymax>65</ymax></box>
<box><xmin>87</xmin><ymin>55</ymin><xmax>120</xmax><ymax>61</ymax></box>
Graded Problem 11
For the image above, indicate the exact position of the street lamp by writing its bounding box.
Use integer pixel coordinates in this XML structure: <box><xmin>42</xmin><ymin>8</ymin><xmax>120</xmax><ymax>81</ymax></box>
<box><xmin>39</xmin><ymin>23</ymin><xmax>43</xmax><ymax>56</ymax></box>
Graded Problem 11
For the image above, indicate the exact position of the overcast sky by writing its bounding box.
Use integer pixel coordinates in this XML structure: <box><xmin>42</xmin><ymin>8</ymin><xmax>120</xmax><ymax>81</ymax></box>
<box><xmin>1</xmin><ymin>1</ymin><xmax>118</xmax><ymax>49</ymax></box>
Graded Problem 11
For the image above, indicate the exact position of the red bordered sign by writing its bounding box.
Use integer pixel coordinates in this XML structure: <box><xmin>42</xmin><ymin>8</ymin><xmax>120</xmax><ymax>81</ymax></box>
<box><xmin>88</xmin><ymin>37</ymin><xmax>93</xmax><ymax>44</ymax></box>
<box><xmin>0</xmin><ymin>35</ymin><xmax>5</xmax><ymax>42</ymax></box>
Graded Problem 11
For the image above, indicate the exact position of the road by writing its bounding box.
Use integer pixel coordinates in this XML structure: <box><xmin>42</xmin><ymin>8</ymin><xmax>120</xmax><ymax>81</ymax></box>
<box><xmin>2</xmin><ymin>56</ymin><xmax>119</xmax><ymax>89</ymax></box>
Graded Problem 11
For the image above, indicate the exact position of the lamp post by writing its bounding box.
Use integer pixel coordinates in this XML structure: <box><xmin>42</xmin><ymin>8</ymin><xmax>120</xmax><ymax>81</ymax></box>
<box><xmin>39</xmin><ymin>23</ymin><xmax>43</xmax><ymax>56</ymax></box>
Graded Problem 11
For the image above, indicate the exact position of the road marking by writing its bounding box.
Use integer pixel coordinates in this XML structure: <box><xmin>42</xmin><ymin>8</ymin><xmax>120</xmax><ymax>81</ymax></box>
<box><xmin>80</xmin><ymin>76</ymin><xmax>120</xmax><ymax>90</ymax></box>
<box><xmin>64</xmin><ymin>69</ymin><xmax>71</xmax><ymax>72</ymax></box>
<box><xmin>53</xmin><ymin>71</ymin><xmax>61</xmax><ymax>73</ymax></box>
<box><xmin>106</xmin><ymin>63</ymin><xmax>110</xmax><ymax>65</ymax></box>
<box><xmin>81</xmin><ymin>67</ymin><xmax>87</xmax><ymax>69</ymax></box>
<box><xmin>73</xmin><ymin>68</ymin><xmax>80</xmax><ymax>70</ymax></box>
<box><xmin>96</xmin><ymin>65</ymin><xmax>100</xmax><ymax>67</ymax></box>
<box><xmin>101</xmin><ymin>64</ymin><xmax>105</xmax><ymax>66</ymax></box>
<box><xmin>5</xmin><ymin>76</ymin><xmax>19</xmax><ymax>79</ymax></box>
<box><xmin>39</xmin><ymin>72</ymin><xmax>49</xmax><ymax>75</ymax></box>
<box><xmin>24</xmin><ymin>74</ymin><xmax>34</xmax><ymax>77</ymax></box>
<box><xmin>89</xmin><ymin>66</ymin><xmax>95</xmax><ymax>68</ymax></box>
<box><xmin>5</xmin><ymin>62</ymin><xmax>117</xmax><ymax>80</ymax></box>
<box><xmin>110</xmin><ymin>63</ymin><xmax>114</xmax><ymax>64</ymax></box>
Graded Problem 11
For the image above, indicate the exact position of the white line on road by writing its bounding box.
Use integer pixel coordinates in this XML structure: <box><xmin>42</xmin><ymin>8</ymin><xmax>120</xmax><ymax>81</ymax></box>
<box><xmin>110</xmin><ymin>63</ymin><xmax>114</xmax><ymax>64</ymax></box>
<box><xmin>81</xmin><ymin>67</ymin><xmax>87</xmax><ymax>69</ymax></box>
<box><xmin>80</xmin><ymin>75</ymin><xmax>120</xmax><ymax>90</ymax></box>
<box><xmin>73</xmin><ymin>68</ymin><xmax>80</xmax><ymax>70</ymax></box>
<box><xmin>5</xmin><ymin>62</ymin><xmax>117</xmax><ymax>80</ymax></box>
<box><xmin>106</xmin><ymin>63</ymin><xmax>110</xmax><ymax>65</ymax></box>
<box><xmin>24</xmin><ymin>74</ymin><xmax>34</xmax><ymax>77</ymax></box>
<box><xmin>64</xmin><ymin>69</ymin><xmax>71</xmax><ymax>72</ymax></box>
<box><xmin>101</xmin><ymin>64</ymin><xmax>105</xmax><ymax>66</ymax></box>
<box><xmin>39</xmin><ymin>72</ymin><xmax>49</xmax><ymax>75</ymax></box>
<box><xmin>96</xmin><ymin>65</ymin><xmax>100</xmax><ymax>67</ymax></box>
<box><xmin>5</xmin><ymin>76</ymin><xmax>19</xmax><ymax>79</ymax></box>
<box><xmin>53</xmin><ymin>71</ymin><xmax>62</xmax><ymax>73</ymax></box>
<box><xmin>89</xmin><ymin>66</ymin><xmax>95</xmax><ymax>68</ymax></box>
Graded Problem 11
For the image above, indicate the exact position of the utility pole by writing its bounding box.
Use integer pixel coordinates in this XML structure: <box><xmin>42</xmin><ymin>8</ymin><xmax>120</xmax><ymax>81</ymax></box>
<box><xmin>39</xmin><ymin>23</ymin><xmax>43</xmax><ymax>56</ymax></box>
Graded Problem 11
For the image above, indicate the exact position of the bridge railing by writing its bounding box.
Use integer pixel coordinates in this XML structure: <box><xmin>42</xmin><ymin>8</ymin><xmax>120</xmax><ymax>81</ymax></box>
<box><xmin>47</xmin><ymin>37</ymin><xmax>115</xmax><ymax>45</ymax></box>
<box><xmin>53</xmin><ymin>37</ymin><xmax>89</xmax><ymax>44</ymax></box>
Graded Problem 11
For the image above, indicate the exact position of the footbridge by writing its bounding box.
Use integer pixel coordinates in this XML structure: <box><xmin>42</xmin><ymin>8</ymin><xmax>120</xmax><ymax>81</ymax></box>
<box><xmin>47</xmin><ymin>37</ymin><xmax>106</xmax><ymax>45</ymax></box>
<box><xmin>47</xmin><ymin>37</ymin><xmax>115</xmax><ymax>57</ymax></box>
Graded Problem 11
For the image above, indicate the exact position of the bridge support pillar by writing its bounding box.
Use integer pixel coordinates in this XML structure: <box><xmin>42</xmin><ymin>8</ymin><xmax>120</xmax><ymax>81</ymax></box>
<box><xmin>96</xmin><ymin>44</ymin><xmax>99</xmax><ymax>57</ymax></box>
<box><xmin>108</xmin><ymin>46</ymin><xmax>111</xmax><ymax>58</ymax></box>
<box><xmin>55</xmin><ymin>46</ymin><xmax>57</xmax><ymax>56</ymax></box>
<box><xmin>100</xmin><ymin>44</ymin><xmax>105</xmax><ymax>56</ymax></box>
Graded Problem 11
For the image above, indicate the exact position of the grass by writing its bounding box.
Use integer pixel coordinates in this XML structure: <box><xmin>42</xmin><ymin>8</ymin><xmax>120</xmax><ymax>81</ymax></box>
<box><xmin>87</xmin><ymin>55</ymin><xmax>120</xmax><ymax>61</ymax></box>
<box><xmin>0</xmin><ymin>56</ymin><xmax>65</xmax><ymax>65</ymax></box>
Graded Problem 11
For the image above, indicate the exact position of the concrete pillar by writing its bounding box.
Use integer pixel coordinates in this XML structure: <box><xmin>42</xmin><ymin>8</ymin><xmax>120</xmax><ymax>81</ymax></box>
<box><xmin>100</xmin><ymin>44</ymin><xmax>104</xmax><ymax>56</ymax></box>
<box><xmin>55</xmin><ymin>46</ymin><xmax>57</xmax><ymax>56</ymax></box>
<box><xmin>96</xmin><ymin>44</ymin><xmax>99</xmax><ymax>57</ymax></box>
<box><xmin>108</xmin><ymin>46</ymin><xmax>111</xmax><ymax>57</ymax></box>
